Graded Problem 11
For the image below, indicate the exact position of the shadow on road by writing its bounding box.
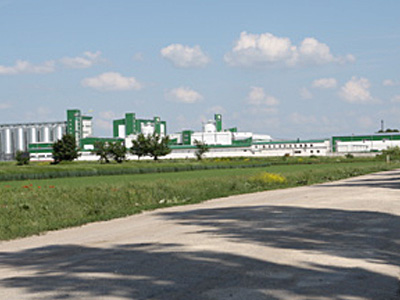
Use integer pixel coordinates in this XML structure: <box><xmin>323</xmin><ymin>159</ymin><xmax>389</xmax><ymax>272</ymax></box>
<box><xmin>1</xmin><ymin>205</ymin><xmax>400</xmax><ymax>299</ymax></box>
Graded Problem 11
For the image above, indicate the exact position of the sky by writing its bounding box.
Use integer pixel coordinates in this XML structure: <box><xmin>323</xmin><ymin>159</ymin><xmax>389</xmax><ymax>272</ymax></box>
<box><xmin>0</xmin><ymin>0</ymin><xmax>399</xmax><ymax>139</ymax></box>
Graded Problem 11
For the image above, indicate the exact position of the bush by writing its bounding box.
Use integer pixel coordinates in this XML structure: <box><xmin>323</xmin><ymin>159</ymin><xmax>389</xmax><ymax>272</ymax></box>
<box><xmin>377</xmin><ymin>146</ymin><xmax>400</xmax><ymax>161</ymax></box>
<box><xmin>15</xmin><ymin>151</ymin><xmax>30</xmax><ymax>166</ymax></box>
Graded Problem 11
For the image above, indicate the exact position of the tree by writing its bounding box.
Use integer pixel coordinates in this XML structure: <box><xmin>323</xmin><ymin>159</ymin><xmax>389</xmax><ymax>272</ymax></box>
<box><xmin>52</xmin><ymin>134</ymin><xmax>80</xmax><ymax>164</ymax></box>
<box><xmin>194</xmin><ymin>140</ymin><xmax>209</xmax><ymax>160</ymax></box>
<box><xmin>147</xmin><ymin>132</ymin><xmax>171</xmax><ymax>160</ymax></box>
<box><xmin>15</xmin><ymin>150</ymin><xmax>30</xmax><ymax>165</ymax></box>
<box><xmin>378</xmin><ymin>146</ymin><xmax>400</xmax><ymax>161</ymax></box>
<box><xmin>92</xmin><ymin>141</ymin><xmax>111</xmax><ymax>163</ymax></box>
<box><xmin>109</xmin><ymin>141</ymin><xmax>127</xmax><ymax>163</ymax></box>
<box><xmin>130</xmin><ymin>133</ymin><xmax>150</xmax><ymax>160</ymax></box>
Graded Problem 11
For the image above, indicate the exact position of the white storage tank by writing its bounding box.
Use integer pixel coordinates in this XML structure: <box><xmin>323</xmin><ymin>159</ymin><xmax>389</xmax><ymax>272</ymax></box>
<box><xmin>17</xmin><ymin>127</ymin><xmax>24</xmax><ymax>151</ymax></box>
<box><xmin>203</xmin><ymin>121</ymin><xmax>216</xmax><ymax>133</ymax></box>
<box><xmin>43</xmin><ymin>126</ymin><xmax>50</xmax><ymax>143</ymax></box>
<box><xmin>56</xmin><ymin>125</ymin><xmax>64</xmax><ymax>140</ymax></box>
<box><xmin>30</xmin><ymin>127</ymin><xmax>37</xmax><ymax>144</ymax></box>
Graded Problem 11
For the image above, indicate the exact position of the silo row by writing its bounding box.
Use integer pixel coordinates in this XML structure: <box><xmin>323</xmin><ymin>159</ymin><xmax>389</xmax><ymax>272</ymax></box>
<box><xmin>0</xmin><ymin>123</ymin><xmax>66</xmax><ymax>160</ymax></box>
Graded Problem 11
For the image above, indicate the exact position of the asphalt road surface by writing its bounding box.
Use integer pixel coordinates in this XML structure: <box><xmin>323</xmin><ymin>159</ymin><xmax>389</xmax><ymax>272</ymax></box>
<box><xmin>1</xmin><ymin>169</ymin><xmax>400</xmax><ymax>300</ymax></box>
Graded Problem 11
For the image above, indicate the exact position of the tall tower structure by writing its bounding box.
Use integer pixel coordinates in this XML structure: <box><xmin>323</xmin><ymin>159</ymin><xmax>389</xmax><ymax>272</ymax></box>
<box><xmin>215</xmin><ymin>114</ymin><xmax>222</xmax><ymax>132</ymax></box>
<box><xmin>66</xmin><ymin>109</ymin><xmax>93</xmax><ymax>145</ymax></box>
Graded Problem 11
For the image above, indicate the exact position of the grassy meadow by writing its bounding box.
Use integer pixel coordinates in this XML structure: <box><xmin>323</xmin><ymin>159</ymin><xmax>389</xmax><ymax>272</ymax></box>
<box><xmin>0</xmin><ymin>157</ymin><xmax>399</xmax><ymax>240</ymax></box>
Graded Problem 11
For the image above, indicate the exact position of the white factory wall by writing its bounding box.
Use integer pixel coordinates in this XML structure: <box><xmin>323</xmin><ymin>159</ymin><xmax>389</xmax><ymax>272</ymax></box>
<box><xmin>191</xmin><ymin>131</ymin><xmax>232</xmax><ymax>145</ymax></box>
<box><xmin>336</xmin><ymin>139</ymin><xmax>400</xmax><ymax>153</ymax></box>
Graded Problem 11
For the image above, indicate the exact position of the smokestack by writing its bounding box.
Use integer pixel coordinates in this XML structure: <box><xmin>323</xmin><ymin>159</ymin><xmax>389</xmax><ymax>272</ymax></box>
<box><xmin>381</xmin><ymin>120</ymin><xmax>384</xmax><ymax>132</ymax></box>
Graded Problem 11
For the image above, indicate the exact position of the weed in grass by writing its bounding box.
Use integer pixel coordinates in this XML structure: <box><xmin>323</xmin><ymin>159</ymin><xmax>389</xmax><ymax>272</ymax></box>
<box><xmin>248</xmin><ymin>172</ymin><xmax>287</xmax><ymax>186</ymax></box>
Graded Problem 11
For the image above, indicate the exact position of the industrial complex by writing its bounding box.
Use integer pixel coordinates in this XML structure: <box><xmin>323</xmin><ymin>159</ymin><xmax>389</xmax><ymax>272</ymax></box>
<box><xmin>1</xmin><ymin>108</ymin><xmax>400</xmax><ymax>161</ymax></box>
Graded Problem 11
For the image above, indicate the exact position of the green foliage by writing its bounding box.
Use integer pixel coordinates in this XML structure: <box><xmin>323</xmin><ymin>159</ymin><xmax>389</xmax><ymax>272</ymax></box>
<box><xmin>345</xmin><ymin>153</ymin><xmax>354</xmax><ymax>159</ymax></box>
<box><xmin>109</xmin><ymin>141</ymin><xmax>127</xmax><ymax>163</ymax></box>
<box><xmin>15</xmin><ymin>151</ymin><xmax>30</xmax><ymax>166</ymax></box>
<box><xmin>92</xmin><ymin>141</ymin><xmax>111</xmax><ymax>163</ymax></box>
<box><xmin>378</xmin><ymin>146</ymin><xmax>400</xmax><ymax>161</ymax></box>
<box><xmin>52</xmin><ymin>134</ymin><xmax>80</xmax><ymax>164</ymax></box>
<box><xmin>130</xmin><ymin>133</ymin><xmax>150</xmax><ymax>159</ymax></box>
<box><xmin>194</xmin><ymin>140</ymin><xmax>209</xmax><ymax>160</ymax></box>
<box><xmin>130</xmin><ymin>133</ymin><xmax>171</xmax><ymax>160</ymax></box>
<box><xmin>146</xmin><ymin>133</ymin><xmax>171</xmax><ymax>160</ymax></box>
<box><xmin>377</xmin><ymin>128</ymin><xmax>399</xmax><ymax>133</ymax></box>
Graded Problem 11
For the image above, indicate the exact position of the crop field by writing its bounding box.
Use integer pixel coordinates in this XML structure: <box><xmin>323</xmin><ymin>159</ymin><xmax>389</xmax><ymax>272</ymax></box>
<box><xmin>1</xmin><ymin>158</ymin><xmax>399</xmax><ymax>240</ymax></box>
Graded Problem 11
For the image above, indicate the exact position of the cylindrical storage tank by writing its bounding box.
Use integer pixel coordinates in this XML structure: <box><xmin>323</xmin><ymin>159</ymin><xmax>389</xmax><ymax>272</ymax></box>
<box><xmin>0</xmin><ymin>129</ymin><xmax>4</xmax><ymax>153</ymax></box>
<box><xmin>30</xmin><ymin>127</ymin><xmax>37</xmax><ymax>143</ymax></box>
<box><xmin>4</xmin><ymin>128</ymin><xmax>12</xmax><ymax>154</ymax></box>
<box><xmin>43</xmin><ymin>126</ymin><xmax>50</xmax><ymax>143</ymax></box>
<box><xmin>203</xmin><ymin>121</ymin><xmax>216</xmax><ymax>133</ymax></box>
<box><xmin>17</xmin><ymin>127</ymin><xmax>24</xmax><ymax>151</ymax></box>
<box><xmin>56</xmin><ymin>125</ymin><xmax>63</xmax><ymax>140</ymax></box>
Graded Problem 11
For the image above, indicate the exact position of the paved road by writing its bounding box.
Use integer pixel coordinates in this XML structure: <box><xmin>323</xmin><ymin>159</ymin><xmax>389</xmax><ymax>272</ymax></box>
<box><xmin>1</xmin><ymin>170</ymin><xmax>400</xmax><ymax>300</ymax></box>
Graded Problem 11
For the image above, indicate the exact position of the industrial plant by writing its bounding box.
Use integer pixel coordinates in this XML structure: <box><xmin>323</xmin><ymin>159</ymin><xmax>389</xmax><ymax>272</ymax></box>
<box><xmin>1</xmin><ymin>108</ymin><xmax>400</xmax><ymax>161</ymax></box>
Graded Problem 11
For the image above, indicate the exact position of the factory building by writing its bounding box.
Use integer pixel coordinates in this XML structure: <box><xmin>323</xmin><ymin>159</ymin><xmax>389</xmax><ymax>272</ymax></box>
<box><xmin>0</xmin><ymin>121</ymin><xmax>66</xmax><ymax>160</ymax></box>
<box><xmin>2</xmin><ymin>106</ymin><xmax>397</xmax><ymax>161</ymax></box>
<box><xmin>113</xmin><ymin>113</ymin><xmax>166</xmax><ymax>139</ymax></box>
<box><xmin>332</xmin><ymin>133</ymin><xmax>400</xmax><ymax>153</ymax></box>
<box><xmin>29</xmin><ymin>109</ymin><xmax>95</xmax><ymax>160</ymax></box>
<box><xmin>169</xmin><ymin>114</ymin><xmax>272</xmax><ymax>147</ymax></box>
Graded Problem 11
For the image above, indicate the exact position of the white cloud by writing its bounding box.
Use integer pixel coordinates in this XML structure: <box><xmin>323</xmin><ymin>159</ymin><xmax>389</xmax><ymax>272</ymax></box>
<box><xmin>0</xmin><ymin>102</ymin><xmax>12</xmax><ymax>109</ymax></box>
<box><xmin>0</xmin><ymin>60</ymin><xmax>55</xmax><ymax>75</ymax></box>
<box><xmin>299</xmin><ymin>87</ymin><xmax>313</xmax><ymax>99</ymax></box>
<box><xmin>132</xmin><ymin>52</ymin><xmax>144</xmax><ymax>61</ymax></box>
<box><xmin>160</xmin><ymin>44</ymin><xmax>210</xmax><ymax>68</ymax></box>
<box><xmin>99</xmin><ymin>111</ymin><xmax>117</xmax><ymax>120</ymax></box>
<box><xmin>391</xmin><ymin>95</ymin><xmax>400</xmax><ymax>103</ymax></box>
<box><xmin>166</xmin><ymin>87</ymin><xmax>203</xmax><ymax>103</ymax></box>
<box><xmin>383</xmin><ymin>79</ymin><xmax>400</xmax><ymax>86</ymax></box>
<box><xmin>339</xmin><ymin>77</ymin><xmax>378</xmax><ymax>104</ymax></box>
<box><xmin>60</xmin><ymin>51</ymin><xmax>103</xmax><ymax>69</ymax></box>
<box><xmin>207</xmin><ymin>105</ymin><xmax>226</xmax><ymax>114</ymax></box>
<box><xmin>289</xmin><ymin>112</ymin><xmax>317</xmax><ymax>125</ymax></box>
<box><xmin>312</xmin><ymin>78</ymin><xmax>337</xmax><ymax>89</ymax></box>
<box><xmin>224</xmin><ymin>32</ymin><xmax>354</xmax><ymax>68</ymax></box>
<box><xmin>95</xmin><ymin>119</ymin><xmax>113</xmax><ymax>131</ymax></box>
<box><xmin>81</xmin><ymin>72</ymin><xmax>142</xmax><ymax>91</ymax></box>
<box><xmin>247</xmin><ymin>86</ymin><xmax>279</xmax><ymax>106</ymax></box>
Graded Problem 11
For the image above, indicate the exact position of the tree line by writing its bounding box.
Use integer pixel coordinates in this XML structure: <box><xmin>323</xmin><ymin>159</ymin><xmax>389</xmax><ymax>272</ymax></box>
<box><xmin>16</xmin><ymin>132</ymin><xmax>210</xmax><ymax>165</ymax></box>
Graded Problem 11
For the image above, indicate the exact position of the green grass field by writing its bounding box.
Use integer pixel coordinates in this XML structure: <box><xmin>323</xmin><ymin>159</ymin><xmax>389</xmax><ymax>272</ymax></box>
<box><xmin>1</xmin><ymin>159</ymin><xmax>399</xmax><ymax>241</ymax></box>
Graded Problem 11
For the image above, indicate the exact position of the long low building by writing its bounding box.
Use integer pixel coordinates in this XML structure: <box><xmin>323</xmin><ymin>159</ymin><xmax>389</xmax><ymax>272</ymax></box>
<box><xmin>332</xmin><ymin>133</ymin><xmax>400</xmax><ymax>153</ymax></box>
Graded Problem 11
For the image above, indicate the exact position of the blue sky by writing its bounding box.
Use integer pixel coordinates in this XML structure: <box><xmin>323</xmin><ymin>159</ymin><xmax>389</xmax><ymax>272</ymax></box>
<box><xmin>1</xmin><ymin>0</ymin><xmax>399</xmax><ymax>139</ymax></box>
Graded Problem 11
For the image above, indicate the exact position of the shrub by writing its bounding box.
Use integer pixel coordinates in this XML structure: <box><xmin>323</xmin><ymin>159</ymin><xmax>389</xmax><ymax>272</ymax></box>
<box><xmin>248</xmin><ymin>172</ymin><xmax>287</xmax><ymax>185</ymax></box>
<box><xmin>15</xmin><ymin>151</ymin><xmax>30</xmax><ymax>166</ymax></box>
